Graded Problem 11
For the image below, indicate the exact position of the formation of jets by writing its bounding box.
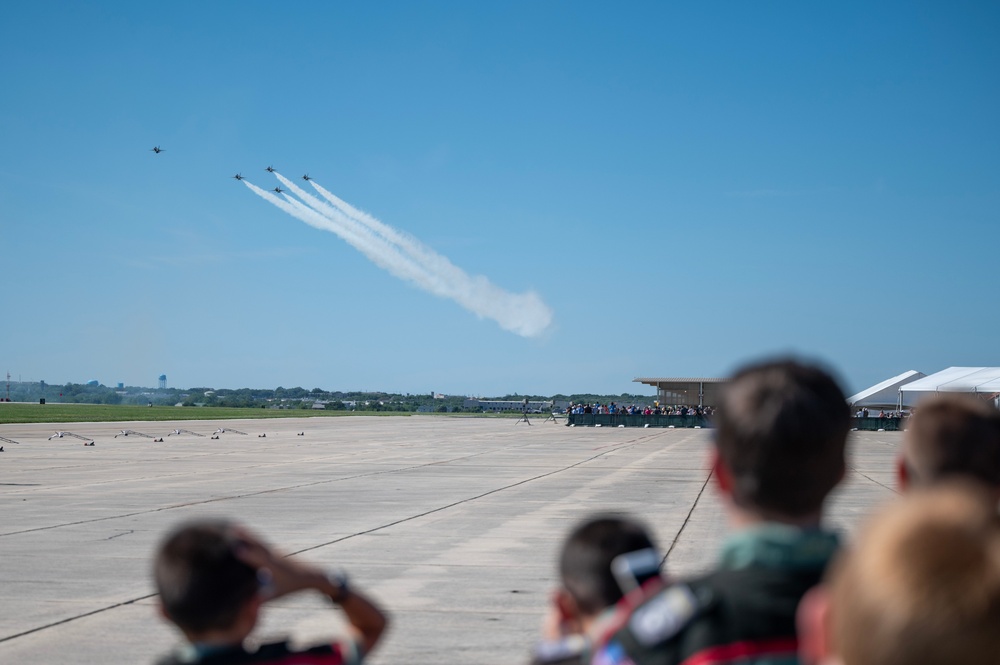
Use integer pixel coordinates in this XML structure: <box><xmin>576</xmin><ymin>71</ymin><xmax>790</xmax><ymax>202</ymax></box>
<box><xmin>222</xmin><ymin>165</ymin><xmax>314</xmax><ymax>187</ymax></box>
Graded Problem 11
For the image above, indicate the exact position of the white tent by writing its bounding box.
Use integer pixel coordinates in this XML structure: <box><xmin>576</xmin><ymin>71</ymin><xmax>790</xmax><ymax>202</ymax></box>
<box><xmin>847</xmin><ymin>370</ymin><xmax>925</xmax><ymax>408</ymax></box>
<box><xmin>899</xmin><ymin>367</ymin><xmax>1000</xmax><ymax>407</ymax></box>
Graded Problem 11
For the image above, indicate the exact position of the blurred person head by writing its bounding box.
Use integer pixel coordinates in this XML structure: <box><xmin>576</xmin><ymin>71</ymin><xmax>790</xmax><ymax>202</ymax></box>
<box><xmin>713</xmin><ymin>359</ymin><xmax>850</xmax><ymax>524</ymax></box>
<box><xmin>154</xmin><ymin>519</ymin><xmax>262</xmax><ymax>641</ymax></box>
<box><xmin>899</xmin><ymin>394</ymin><xmax>1000</xmax><ymax>494</ymax></box>
<box><xmin>798</xmin><ymin>482</ymin><xmax>1000</xmax><ymax>665</ymax></box>
<box><xmin>548</xmin><ymin>515</ymin><xmax>658</xmax><ymax>636</ymax></box>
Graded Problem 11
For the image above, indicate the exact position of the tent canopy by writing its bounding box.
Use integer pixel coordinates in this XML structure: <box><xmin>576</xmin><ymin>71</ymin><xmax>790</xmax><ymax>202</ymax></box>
<box><xmin>899</xmin><ymin>367</ymin><xmax>1000</xmax><ymax>400</ymax></box>
<box><xmin>847</xmin><ymin>370</ymin><xmax>925</xmax><ymax>408</ymax></box>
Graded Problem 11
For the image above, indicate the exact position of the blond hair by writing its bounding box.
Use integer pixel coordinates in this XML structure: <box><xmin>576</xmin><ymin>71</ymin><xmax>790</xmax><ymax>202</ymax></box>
<box><xmin>829</xmin><ymin>483</ymin><xmax>1000</xmax><ymax>665</ymax></box>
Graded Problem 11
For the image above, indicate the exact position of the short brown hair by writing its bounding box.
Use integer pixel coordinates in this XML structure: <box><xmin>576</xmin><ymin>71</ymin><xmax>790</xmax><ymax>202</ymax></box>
<box><xmin>904</xmin><ymin>394</ymin><xmax>1000</xmax><ymax>488</ymax></box>
<box><xmin>715</xmin><ymin>359</ymin><xmax>849</xmax><ymax>517</ymax></box>
<box><xmin>154</xmin><ymin>519</ymin><xmax>259</xmax><ymax>633</ymax></box>
<box><xmin>560</xmin><ymin>516</ymin><xmax>656</xmax><ymax>615</ymax></box>
<box><xmin>829</xmin><ymin>483</ymin><xmax>1000</xmax><ymax>665</ymax></box>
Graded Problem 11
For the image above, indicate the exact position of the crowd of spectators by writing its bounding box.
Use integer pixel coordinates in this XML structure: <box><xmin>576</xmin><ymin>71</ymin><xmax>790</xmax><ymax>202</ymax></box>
<box><xmin>568</xmin><ymin>402</ymin><xmax>714</xmax><ymax>417</ymax></box>
<box><xmin>853</xmin><ymin>407</ymin><xmax>906</xmax><ymax>418</ymax></box>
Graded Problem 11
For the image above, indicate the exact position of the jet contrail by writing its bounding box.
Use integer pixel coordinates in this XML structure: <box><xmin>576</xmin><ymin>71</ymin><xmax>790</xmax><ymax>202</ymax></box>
<box><xmin>274</xmin><ymin>173</ymin><xmax>471</xmax><ymax>301</ymax></box>
<box><xmin>243</xmin><ymin>180</ymin><xmax>439</xmax><ymax>289</ymax></box>
<box><xmin>245</xmin><ymin>174</ymin><xmax>554</xmax><ymax>338</ymax></box>
<box><xmin>307</xmin><ymin>179</ymin><xmax>474</xmax><ymax>294</ymax></box>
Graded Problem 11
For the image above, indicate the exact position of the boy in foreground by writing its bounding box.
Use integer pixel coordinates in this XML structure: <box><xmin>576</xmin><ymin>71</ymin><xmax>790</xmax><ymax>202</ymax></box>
<box><xmin>154</xmin><ymin>519</ymin><xmax>388</xmax><ymax>665</ymax></box>
<box><xmin>532</xmin><ymin>516</ymin><xmax>661</xmax><ymax>664</ymax></box>
<box><xmin>594</xmin><ymin>359</ymin><xmax>850</xmax><ymax>665</ymax></box>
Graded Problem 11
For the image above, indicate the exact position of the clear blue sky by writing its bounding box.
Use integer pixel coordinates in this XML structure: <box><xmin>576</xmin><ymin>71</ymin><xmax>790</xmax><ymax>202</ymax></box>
<box><xmin>2</xmin><ymin>2</ymin><xmax>998</xmax><ymax>397</ymax></box>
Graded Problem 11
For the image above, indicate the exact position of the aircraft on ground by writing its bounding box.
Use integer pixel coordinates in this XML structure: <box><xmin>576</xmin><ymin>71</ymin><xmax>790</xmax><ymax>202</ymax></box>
<box><xmin>151</xmin><ymin>146</ymin><xmax>163</xmax><ymax>154</ymax></box>
<box><xmin>273</xmin><ymin>187</ymin><xmax>285</xmax><ymax>194</ymax></box>
<box><xmin>266</xmin><ymin>165</ymin><xmax>275</xmax><ymax>172</ymax></box>
<box><xmin>232</xmin><ymin>173</ymin><xmax>243</xmax><ymax>181</ymax></box>
<box><xmin>302</xmin><ymin>174</ymin><xmax>311</xmax><ymax>181</ymax></box>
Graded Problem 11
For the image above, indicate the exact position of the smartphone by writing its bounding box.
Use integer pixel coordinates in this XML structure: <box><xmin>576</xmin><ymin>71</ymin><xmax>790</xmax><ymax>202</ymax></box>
<box><xmin>611</xmin><ymin>548</ymin><xmax>662</xmax><ymax>595</ymax></box>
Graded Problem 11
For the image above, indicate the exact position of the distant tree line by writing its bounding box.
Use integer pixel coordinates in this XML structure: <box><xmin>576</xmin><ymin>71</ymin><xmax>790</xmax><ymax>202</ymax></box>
<box><xmin>1</xmin><ymin>381</ymin><xmax>651</xmax><ymax>413</ymax></box>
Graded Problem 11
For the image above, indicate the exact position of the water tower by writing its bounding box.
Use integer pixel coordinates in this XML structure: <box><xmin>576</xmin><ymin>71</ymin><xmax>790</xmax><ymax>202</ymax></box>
<box><xmin>158</xmin><ymin>374</ymin><xmax>167</xmax><ymax>389</ymax></box>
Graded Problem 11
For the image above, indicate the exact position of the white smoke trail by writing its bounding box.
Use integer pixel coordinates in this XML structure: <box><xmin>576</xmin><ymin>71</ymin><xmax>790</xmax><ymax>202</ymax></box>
<box><xmin>246</xmin><ymin>174</ymin><xmax>553</xmax><ymax>338</ymax></box>
<box><xmin>306</xmin><ymin>179</ymin><xmax>485</xmax><ymax>303</ymax></box>
<box><xmin>242</xmin><ymin>180</ymin><xmax>439</xmax><ymax>289</ymax></box>
<box><xmin>309</xmin><ymin>180</ymin><xmax>440</xmax><ymax>268</ymax></box>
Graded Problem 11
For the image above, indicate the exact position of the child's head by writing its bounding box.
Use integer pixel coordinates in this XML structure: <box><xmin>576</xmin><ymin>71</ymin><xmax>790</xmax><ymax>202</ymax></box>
<box><xmin>154</xmin><ymin>519</ymin><xmax>261</xmax><ymax>639</ymax></box>
<box><xmin>821</xmin><ymin>483</ymin><xmax>1000</xmax><ymax>665</ymax></box>
<box><xmin>559</xmin><ymin>515</ymin><xmax>657</xmax><ymax>618</ymax></box>
<box><xmin>714</xmin><ymin>359</ymin><xmax>850</xmax><ymax>520</ymax></box>
<box><xmin>901</xmin><ymin>394</ymin><xmax>1000</xmax><ymax>491</ymax></box>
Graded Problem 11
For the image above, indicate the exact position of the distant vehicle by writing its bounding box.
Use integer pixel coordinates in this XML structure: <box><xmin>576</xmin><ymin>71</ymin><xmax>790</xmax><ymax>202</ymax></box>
<box><xmin>151</xmin><ymin>146</ymin><xmax>164</xmax><ymax>154</ymax></box>
<box><xmin>266</xmin><ymin>165</ymin><xmax>275</xmax><ymax>172</ymax></box>
<box><xmin>232</xmin><ymin>173</ymin><xmax>243</xmax><ymax>181</ymax></box>
<box><xmin>273</xmin><ymin>187</ymin><xmax>285</xmax><ymax>194</ymax></box>
<box><xmin>302</xmin><ymin>174</ymin><xmax>311</xmax><ymax>181</ymax></box>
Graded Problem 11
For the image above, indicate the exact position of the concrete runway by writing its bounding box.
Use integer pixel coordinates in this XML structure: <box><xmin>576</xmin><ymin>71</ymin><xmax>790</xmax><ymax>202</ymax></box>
<box><xmin>0</xmin><ymin>416</ymin><xmax>901</xmax><ymax>664</ymax></box>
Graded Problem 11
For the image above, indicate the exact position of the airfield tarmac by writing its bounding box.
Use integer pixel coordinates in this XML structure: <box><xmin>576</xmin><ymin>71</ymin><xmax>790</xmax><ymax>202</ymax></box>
<box><xmin>0</xmin><ymin>416</ymin><xmax>900</xmax><ymax>664</ymax></box>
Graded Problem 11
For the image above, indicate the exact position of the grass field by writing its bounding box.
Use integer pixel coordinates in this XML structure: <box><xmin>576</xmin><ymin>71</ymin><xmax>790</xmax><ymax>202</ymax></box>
<box><xmin>0</xmin><ymin>403</ymin><xmax>418</xmax><ymax>424</ymax></box>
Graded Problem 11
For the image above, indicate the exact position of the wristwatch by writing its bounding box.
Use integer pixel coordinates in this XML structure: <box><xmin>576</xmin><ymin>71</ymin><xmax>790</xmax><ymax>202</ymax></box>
<box><xmin>326</xmin><ymin>569</ymin><xmax>350</xmax><ymax>603</ymax></box>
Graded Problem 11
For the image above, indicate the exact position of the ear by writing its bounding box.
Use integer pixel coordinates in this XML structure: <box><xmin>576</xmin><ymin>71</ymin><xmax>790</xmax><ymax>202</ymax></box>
<box><xmin>711</xmin><ymin>450</ymin><xmax>733</xmax><ymax>496</ymax></box>
<box><xmin>157</xmin><ymin>600</ymin><xmax>171</xmax><ymax>622</ymax></box>
<box><xmin>896</xmin><ymin>456</ymin><xmax>910</xmax><ymax>491</ymax></box>
<box><xmin>542</xmin><ymin>588</ymin><xmax>583</xmax><ymax>639</ymax></box>
<box><xmin>232</xmin><ymin>593</ymin><xmax>263</xmax><ymax>641</ymax></box>
<box><xmin>796</xmin><ymin>585</ymin><xmax>833</xmax><ymax>665</ymax></box>
<box><xmin>247</xmin><ymin>593</ymin><xmax>263</xmax><ymax>622</ymax></box>
<box><xmin>554</xmin><ymin>588</ymin><xmax>580</xmax><ymax>622</ymax></box>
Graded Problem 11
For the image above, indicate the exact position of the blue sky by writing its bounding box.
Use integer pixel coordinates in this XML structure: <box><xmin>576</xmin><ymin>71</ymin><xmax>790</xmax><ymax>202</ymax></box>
<box><xmin>2</xmin><ymin>2</ymin><xmax>998</xmax><ymax>397</ymax></box>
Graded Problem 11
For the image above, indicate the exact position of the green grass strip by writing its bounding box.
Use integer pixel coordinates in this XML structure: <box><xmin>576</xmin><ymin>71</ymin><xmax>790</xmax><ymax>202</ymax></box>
<box><xmin>0</xmin><ymin>404</ymin><xmax>413</xmax><ymax>424</ymax></box>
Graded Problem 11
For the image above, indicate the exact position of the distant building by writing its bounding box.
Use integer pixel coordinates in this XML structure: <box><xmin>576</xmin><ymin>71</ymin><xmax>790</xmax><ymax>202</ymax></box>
<box><xmin>463</xmin><ymin>398</ymin><xmax>554</xmax><ymax>413</ymax></box>
<box><xmin>87</xmin><ymin>379</ymin><xmax>99</xmax><ymax>387</ymax></box>
<box><xmin>117</xmin><ymin>382</ymin><xmax>124</xmax><ymax>389</ymax></box>
<box><xmin>632</xmin><ymin>377</ymin><xmax>729</xmax><ymax>407</ymax></box>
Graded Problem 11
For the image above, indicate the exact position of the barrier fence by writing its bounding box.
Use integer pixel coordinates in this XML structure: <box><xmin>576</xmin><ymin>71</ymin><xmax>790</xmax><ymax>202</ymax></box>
<box><xmin>566</xmin><ymin>414</ymin><xmax>907</xmax><ymax>431</ymax></box>
<box><xmin>853</xmin><ymin>417</ymin><xmax>905</xmax><ymax>432</ymax></box>
<box><xmin>567</xmin><ymin>414</ymin><xmax>710</xmax><ymax>428</ymax></box>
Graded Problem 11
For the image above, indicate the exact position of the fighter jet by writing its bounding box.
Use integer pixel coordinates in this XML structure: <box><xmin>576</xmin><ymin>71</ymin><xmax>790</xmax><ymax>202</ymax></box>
<box><xmin>151</xmin><ymin>146</ymin><xmax>164</xmax><ymax>154</ymax></box>
<box><xmin>273</xmin><ymin>187</ymin><xmax>285</xmax><ymax>194</ymax></box>
<box><xmin>266</xmin><ymin>165</ymin><xmax>275</xmax><ymax>173</ymax></box>
<box><xmin>233</xmin><ymin>173</ymin><xmax>243</xmax><ymax>181</ymax></box>
<box><xmin>302</xmin><ymin>174</ymin><xmax>311</xmax><ymax>181</ymax></box>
